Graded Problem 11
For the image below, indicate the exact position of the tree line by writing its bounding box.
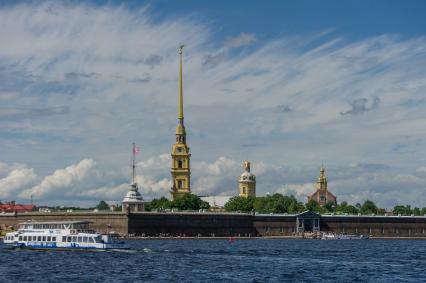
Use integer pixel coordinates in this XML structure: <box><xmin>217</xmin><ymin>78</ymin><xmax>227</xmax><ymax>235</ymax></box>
<box><xmin>222</xmin><ymin>193</ymin><xmax>426</xmax><ymax>215</ymax></box>
<box><xmin>145</xmin><ymin>194</ymin><xmax>210</xmax><ymax>211</ymax></box>
<box><xmin>2</xmin><ymin>196</ymin><xmax>425</xmax><ymax>215</ymax></box>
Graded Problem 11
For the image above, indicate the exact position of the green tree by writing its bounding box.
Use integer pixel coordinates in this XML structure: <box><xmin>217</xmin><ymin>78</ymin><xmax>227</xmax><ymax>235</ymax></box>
<box><xmin>96</xmin><ymin>200</ymin><xmax>110</xmax><ymax>211</ymax></box>
<box><xmin>413</xmin><ymin>207</ymin><xmax>421</xmax><ymax>216</ymax></box>
<box><xmin>341</xmin><ymin>205</ymin><xmax>359</xmax><ymax>215</ymax></box>
<box><xmin>393</xmin><ymin>205</ymin><xmax>412</xmax><ymax>215</ymax></box>
<box><xmin>288</xmin><ymin>200</ymin><xmax>305</xmax><ymax>214</ymax></box>
<box><xmin>360</xmin><ymin>200</ymin><xmax>378</xmax><ymax>215</ymax></box>
<box><xmin>256</xmin><ymin>194</ymin><xmax>305</xmax><ymax>214</ymax></box>
<box><xmin>305</xmin><ymin>199</ymin><xmax>322</xmax><ymax>213</ymax></box>
<box><xmin>171</xmin><ymin>193</ymin><xmax>210</xmax><ymax>211</ymax></box>
<box><xmin>224</xmin><ymin>196</ymin><xmax>254</xmax><ymax>212</ymax></box>
<box><xmin>324</xmin><ymin>201</ymin><xmax>336</xmax><ymax>213</ymax></box>
<box><xmin>147</xmin><ymin>197</ymin><xmax>172</xmax><ymax>211</ymax></box>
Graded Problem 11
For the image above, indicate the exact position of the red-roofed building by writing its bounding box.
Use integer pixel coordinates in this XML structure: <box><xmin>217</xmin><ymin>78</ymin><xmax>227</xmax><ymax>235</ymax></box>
<box><xmin>0</xmin><ymin>201</ymin><xmax>35</xmax><ymax>213</ymax></box>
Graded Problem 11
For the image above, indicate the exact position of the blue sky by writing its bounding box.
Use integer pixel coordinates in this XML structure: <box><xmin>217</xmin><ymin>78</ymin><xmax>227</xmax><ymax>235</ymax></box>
<box><xmin>103</xmin><ymin>0</ymin><xmax>426</xmax><ymax>39</ymax></box>
<box><xmin>0</xmin><ymin>1</ymin><xmax>425</xmax><ymax>208</ymax></box>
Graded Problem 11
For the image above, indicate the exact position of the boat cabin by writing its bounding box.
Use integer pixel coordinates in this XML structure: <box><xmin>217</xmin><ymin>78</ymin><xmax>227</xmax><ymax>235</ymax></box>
<box><xmin>19</xmin><ymin>221</ymin><xmax>94</xmax><ymax>233</ymax></box>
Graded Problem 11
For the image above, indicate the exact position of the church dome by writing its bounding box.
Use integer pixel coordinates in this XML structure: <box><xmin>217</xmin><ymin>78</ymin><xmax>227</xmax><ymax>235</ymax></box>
<box><xmin>239</xmin><ymin>171</ymin><xmax>256</xmax><ymax>182</ymax></box>
<box><xmin>122</xmin><ymin>184</ymin><xmax>144</xmax><ymax>203</ymax></box>
<box><xmin>239</xmin><ymin>160</ymin><xmax>256</xmax><ymax>182</ymax></box>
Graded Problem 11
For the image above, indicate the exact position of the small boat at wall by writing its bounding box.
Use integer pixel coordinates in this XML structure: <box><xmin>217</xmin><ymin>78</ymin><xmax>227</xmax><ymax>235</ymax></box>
<box><xmin>2</xmin><ymin>220</ymin><xmax>128</xmax><ymax>251</ymax></box>
<box><xmin>321</xmin><ymin>232</ymin><xmax>369</xmax><ymax>240</ymax></box>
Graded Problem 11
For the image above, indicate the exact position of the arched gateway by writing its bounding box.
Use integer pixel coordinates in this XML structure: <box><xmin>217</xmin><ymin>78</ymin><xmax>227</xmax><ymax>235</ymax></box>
<box><xmin>296</xmin><ymin>211</ymin><xmax>321</xmax><ymax>233</ymax></box>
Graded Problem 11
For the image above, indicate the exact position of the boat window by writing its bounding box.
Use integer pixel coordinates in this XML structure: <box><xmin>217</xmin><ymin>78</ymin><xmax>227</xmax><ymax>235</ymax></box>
<box><xmin>62</xmin><ymin>236</ymin><xmax>66</xmax><ymax>242</ymax></box>
<box><xmin>38</xmin><ymin>236</ymin><xmax>41</xmax><ymax>241</ymax></box>
<box><xmin>67</xmin><ymin>236</ymin><xmax>72</xmax><ymax>242</ymax></box>
<box><xmin>47</xmin><ymin>236</ymin><xmax>51</xmax><ymax>242</ymax></box>
<box><xmin>19</xmin><ymin>236</ymin><xmax>22</xmax><ymax>241</ymax></box>
<box><xmin>72</xmin><ymin>236</ymin><xmax>77</xmax><ymax>242</ymax></box>
<box><xmin>89</xmin><ymin>237</ymin><xmax>95</xmax><ymax>243</ymax></box>
<box><xmin>83</xmin><ymin>237</ymin><xmax>88</xmax><ymax>243</ymax></box>
<box><xmin>42</xmin><ymin>236</ymin><xmax>46</xmax><ymax>242</ymax></box>
<box><xmin>78</xmin><ymin>236</ymin><xmax>82</xmax><ymax>242</ymax></box>
<box><xmin>52</xmin><ymin>237</ymin><xmax>56</xmax><ymax>242</ymax></box>
<box><xmin>94</xmin><ymin>236</ymin><xmax>102</xmax><ymax>243</ymax></box>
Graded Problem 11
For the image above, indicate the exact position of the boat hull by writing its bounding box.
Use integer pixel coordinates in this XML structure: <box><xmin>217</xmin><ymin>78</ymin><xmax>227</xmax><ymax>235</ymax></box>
<box><xmin>4</xmin><ymin>242</ymin><xmax>129</xmax><ymax>251</ymax></box>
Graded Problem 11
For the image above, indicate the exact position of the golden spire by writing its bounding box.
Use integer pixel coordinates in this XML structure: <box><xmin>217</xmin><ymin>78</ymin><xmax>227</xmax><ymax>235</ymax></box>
<box><xmin>244</xmin><ymin>160</ymin><xmax>251</xmax><ymax>172</ymax></box>
<box><xmin>317</xmin><ymin>166</ymin><xmax>327</xmax><ymax>191</ymax></box>
<box><xmin>178</xmin><ymin>44</ymin><xmax>184</xmax><ymax>120</ymax></box>
<box><xmin>175</xmin><ymin>44</ymin><xmax>186</xmax><ymax>137</ymax></box>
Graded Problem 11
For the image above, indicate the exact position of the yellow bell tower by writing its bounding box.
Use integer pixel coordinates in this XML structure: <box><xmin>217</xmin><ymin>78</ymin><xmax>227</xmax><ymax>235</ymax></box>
<box><xmin>238</xmin><ymin>160</ymin><xmax>256</xmax><ymax>198</ymax></box>
<box><xmin>171</xmin><ymin>45</ymin><xmax>191</xmax><ymax>200</ymax></box>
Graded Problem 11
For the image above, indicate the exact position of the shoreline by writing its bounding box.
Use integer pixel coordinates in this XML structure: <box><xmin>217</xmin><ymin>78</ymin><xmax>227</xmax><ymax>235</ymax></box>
<box><xmin>123</xmin><ymin>236</ymin><xmax>426</xmax><ymax>240</ymax></box>
<box><xmin>2</xmin><ymin>236</ymin><xmax>425</xmax><ymax>241</ymax></box>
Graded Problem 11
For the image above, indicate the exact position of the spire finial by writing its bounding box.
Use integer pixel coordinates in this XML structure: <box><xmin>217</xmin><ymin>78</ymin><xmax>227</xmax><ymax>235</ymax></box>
<box><xmin>244</xmin><ymin>160</ymin><xmax>251</xmax><ymax>172</ymax></box>
<box><xmin>178</xmin><ymin>44</ymin><xmax>185</xmax><ymax>120</ymax></box>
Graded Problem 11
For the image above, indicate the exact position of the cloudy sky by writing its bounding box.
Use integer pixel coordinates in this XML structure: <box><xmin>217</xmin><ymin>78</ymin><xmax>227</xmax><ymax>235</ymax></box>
<box><xmin>0</xmin><ymin>1</ymin><xmax>426</xmax><ymax>208</ymax></box>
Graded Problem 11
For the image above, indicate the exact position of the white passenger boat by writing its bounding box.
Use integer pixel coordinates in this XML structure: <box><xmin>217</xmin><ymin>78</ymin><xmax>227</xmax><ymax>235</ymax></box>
<box><xmin>2</xmin><ymin>220</ymin><xmax>128</xmax><ymax>250</ymax></box>
<box><xmin>321</xmin><ymin>232</ymin><xmax>369</xmax><ymax>240</ymax></box>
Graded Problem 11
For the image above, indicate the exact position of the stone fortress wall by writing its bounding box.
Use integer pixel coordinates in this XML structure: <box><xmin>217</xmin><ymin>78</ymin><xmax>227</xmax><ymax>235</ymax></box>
<box><xmin>2</xmin><ymin>212</ymin><xmax>426</xmax><ymax>238</ymax></box>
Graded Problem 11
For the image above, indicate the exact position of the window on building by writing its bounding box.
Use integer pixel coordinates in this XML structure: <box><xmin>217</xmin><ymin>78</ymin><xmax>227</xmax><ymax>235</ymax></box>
<box><xmin>177</xmin><ymin>180</ymin><xmax>183</xmax><ymax>188</ymax></box>
<box><xmin>178</xmin><ymin>160</ymin><xmax>183</xmax><ymax>168</ymax></box>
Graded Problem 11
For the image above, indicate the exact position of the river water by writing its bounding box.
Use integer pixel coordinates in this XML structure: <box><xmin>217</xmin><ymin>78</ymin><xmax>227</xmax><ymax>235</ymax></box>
<box><xmin>1</xmin><ymin>239</ymin><xmax>425</xmax><ymax>282</ymax></box>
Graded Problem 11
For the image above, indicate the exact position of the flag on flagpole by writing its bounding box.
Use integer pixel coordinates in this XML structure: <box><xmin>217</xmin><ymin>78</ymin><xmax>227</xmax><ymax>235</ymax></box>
<box><xmin>133</xmin><ymin>145</ymin><xmax>140</xmax><ymax>154</ymax></box>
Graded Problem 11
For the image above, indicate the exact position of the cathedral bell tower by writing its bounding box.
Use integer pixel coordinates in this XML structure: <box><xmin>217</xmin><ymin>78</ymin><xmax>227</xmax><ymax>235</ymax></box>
<box><xmin>238</xmin><ymin>160</ymin><xmax>256</xmax><ymax>198</ymax></box>
<box><xmin>308</xmin><ymin>166</ymin><xmax>337</xmax><ymax>206</ymax></box>
<box><xmin>171</xmin><ymin>45</ymin><xmax>191</xmax><ymax>200</ymax></box>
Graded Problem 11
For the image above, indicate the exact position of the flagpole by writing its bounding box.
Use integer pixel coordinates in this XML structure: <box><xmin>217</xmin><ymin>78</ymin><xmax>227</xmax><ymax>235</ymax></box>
<box><xmin>132</xmin><ymin>142</ymin><xmax>136</xmax><ymax>185</ymax></box>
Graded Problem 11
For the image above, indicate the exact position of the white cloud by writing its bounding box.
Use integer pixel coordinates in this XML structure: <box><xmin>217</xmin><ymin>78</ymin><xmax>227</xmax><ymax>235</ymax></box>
<box><xmin>224</xmin><ymin>33</ymin><xmax>257</xmax><ymax>49</ymax></box>
<box><xmin>20</xmin><ymin>159</ymin><xmax>95</xmax><ymax>199</ymax></box>
<box><xmin>0</xmin><ymin>168</ymin><xmax>37</xmax><ymax>199</ymax></box>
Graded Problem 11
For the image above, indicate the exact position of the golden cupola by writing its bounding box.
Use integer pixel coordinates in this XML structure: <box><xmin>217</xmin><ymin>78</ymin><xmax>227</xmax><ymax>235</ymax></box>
<box><xmin>316</xmin><ymin>166</ymin><xmax>327</xmax><ymax>191</ymax></box>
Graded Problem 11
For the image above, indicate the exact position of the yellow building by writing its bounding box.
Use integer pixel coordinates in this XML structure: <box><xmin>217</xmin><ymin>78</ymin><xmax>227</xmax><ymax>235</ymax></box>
<box><xmin>307</xmin><ymin>167</ymin><xmax>337</xmax><ymax>206</ymax></box>
<box><xmin>238</xmin><ymin>160</ymin><xmax>256</xmax><ymax>198</ymax></box>
<box><xmin>171</xmin><ymin>45</ymin><xmax>191</xmax><ymax>200</ymax></box>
